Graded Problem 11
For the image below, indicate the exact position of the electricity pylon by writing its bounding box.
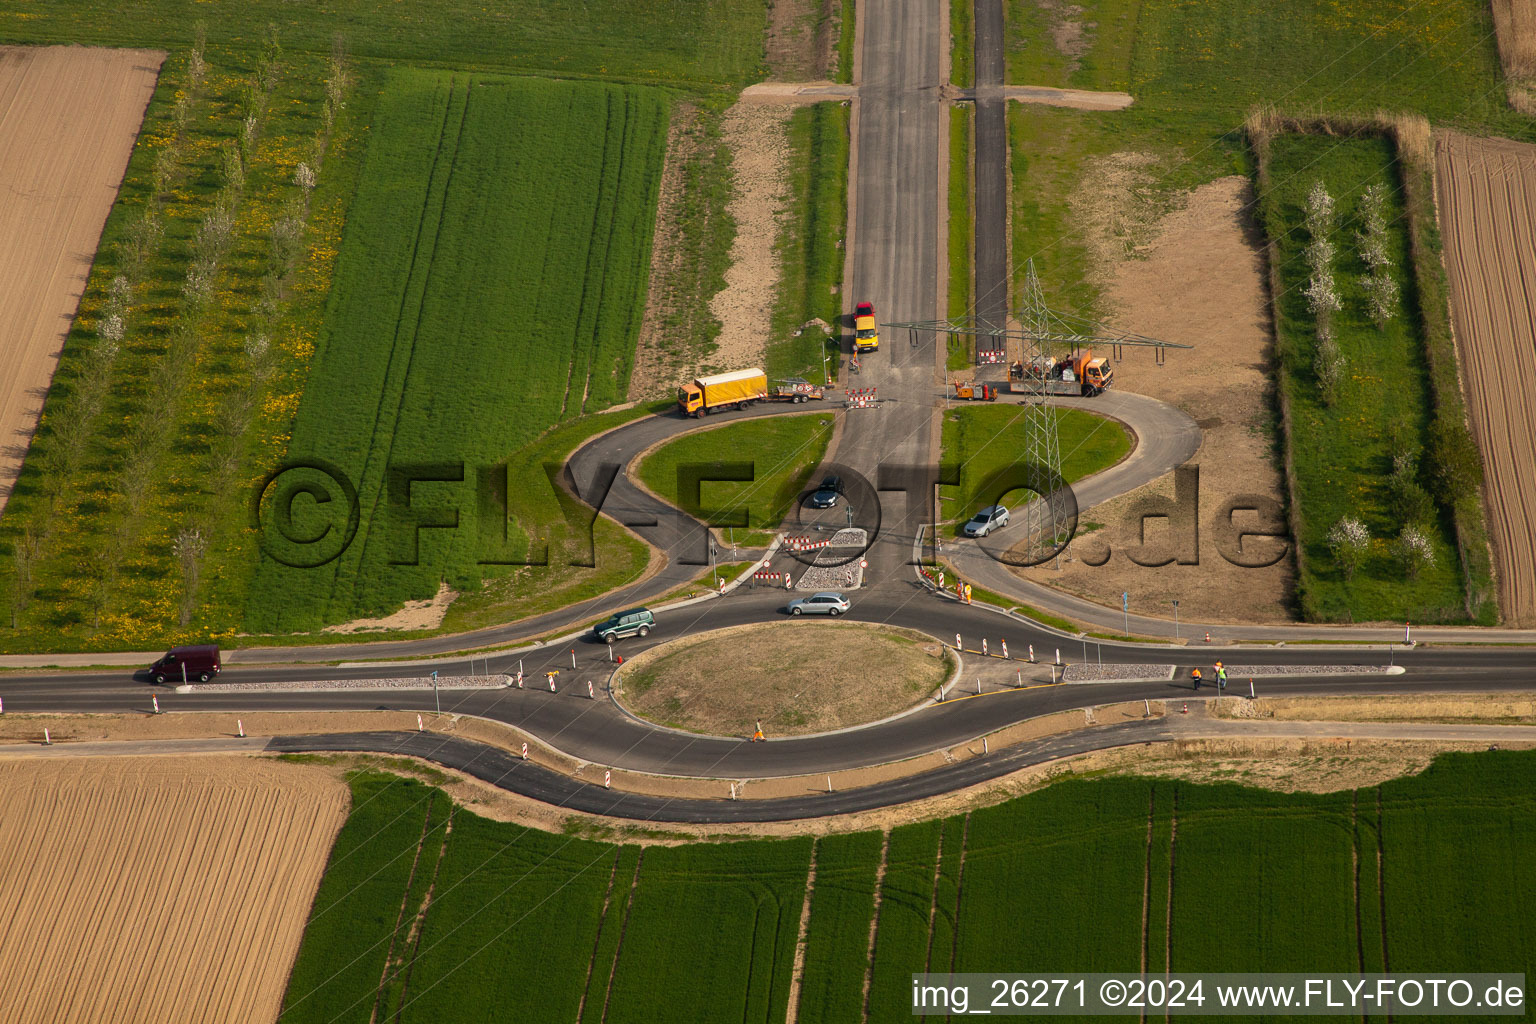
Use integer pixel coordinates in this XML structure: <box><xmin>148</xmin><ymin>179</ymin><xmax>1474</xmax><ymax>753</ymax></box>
<box><xmin>885</xmin><ymin>259</ymin><xmax>1192</xmax><ymax>565</ymax></box>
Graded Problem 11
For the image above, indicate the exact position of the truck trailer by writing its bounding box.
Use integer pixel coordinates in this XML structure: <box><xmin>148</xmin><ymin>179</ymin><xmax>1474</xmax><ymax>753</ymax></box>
<box><xmin>1007</xmin><ymin>350</ymin><xmax>1113</xmax><ymax>397</ymax></box>
<box><xmin>677</xmin><ymin>368</ymin><xmax>769</xmax><ymax>416</ymax></box>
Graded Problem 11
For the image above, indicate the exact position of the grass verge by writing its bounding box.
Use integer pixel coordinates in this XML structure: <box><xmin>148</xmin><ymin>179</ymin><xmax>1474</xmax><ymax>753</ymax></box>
<box><xmin>951</xmin><ymin>0</ymin><xmax>974</xmax><ymax>89</ymax></box>
<box><xmin>769</xmin><ymin>103</ymin><xmax>850</xmax><ymax>383</ymax></box>
<box><xmin>836</xmin><ymin>0</ymin><xmax>857</xmax><ymax>84</ymax></box>
<box><xmin>636</xmin><ymin>414</ymin><xmax>836</xmax><ymax>536</ymax></box>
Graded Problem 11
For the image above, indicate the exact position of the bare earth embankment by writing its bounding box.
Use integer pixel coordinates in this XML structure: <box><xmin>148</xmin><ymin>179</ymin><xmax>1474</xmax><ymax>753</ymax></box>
<box><xmin>1436</xmin><ymin>132</ymin><xmax>1536</xmax><ymax>626</ymax></box>
<box><xmin>0</xmin><ymin>756</ymin><xmax>346</xmax><ymax>1024</ymax></box>
<box><xmin>0</xmin><ymin>46</ymin><xmax>163</xmax><ymax>513</ymax></box>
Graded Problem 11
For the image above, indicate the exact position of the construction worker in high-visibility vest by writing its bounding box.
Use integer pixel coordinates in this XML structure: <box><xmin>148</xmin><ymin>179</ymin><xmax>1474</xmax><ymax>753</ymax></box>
<box><xmin>1214</xmin><ymin>662</ymin><xmax>1227</xmax><ymax>690</ymax></box>
<box><xmin>1191</xmin><ymin>667</ymin><xmax>1202</xmax><ymax>690</ymax></box>
<box><xmin>964</xmin><ymin>583</ymin><xmax>972</xmax><ymax>605</ymax></box>
<box><xmin>751</xmin><ymin>720</ymin><xmax>765</xmax><ymax>743</ymax></box>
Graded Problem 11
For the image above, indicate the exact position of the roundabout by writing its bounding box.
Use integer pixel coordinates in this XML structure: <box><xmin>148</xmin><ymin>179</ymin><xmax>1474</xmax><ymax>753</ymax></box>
<box><xmin>612</xmin><ymin>620</ymin><xmax>955</xmax><ymax>737</ymax></box>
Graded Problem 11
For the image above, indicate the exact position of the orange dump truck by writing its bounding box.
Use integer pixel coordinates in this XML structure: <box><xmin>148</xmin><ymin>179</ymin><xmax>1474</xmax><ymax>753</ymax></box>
<box><xmin>677</xmin><ymin>368</ymin><xmax>769</xmax><ymax>417</ymax></box>
<box><xmin>1007</xmin><ymin>350</ymin><xmax>1113</xmax><ymax>397</ymax></box>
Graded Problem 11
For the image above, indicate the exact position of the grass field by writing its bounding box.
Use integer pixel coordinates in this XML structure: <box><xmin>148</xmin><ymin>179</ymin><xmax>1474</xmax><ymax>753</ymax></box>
<box><xmin>245</xmin><ymin>70</ymin><xmax>668</xmax><ymax>633</ymax></box>
<box><xmin>1004</xmin><ymin>0</ymin><xmax>1509</xmax><ymax>128</ymax></box>
<box><xmin>0</xmin><ymin>0</ymin><xmax>769</xmax><ymax>89</ymax></box>
<box><xmin>939</xmin><ymin>405</ymin><xmax>1133</xmax><ymax>524</ymax></box>
<box><xmin>635</xmin><ymin>413</ymin><xmax>836</xmax><ymax>539</ymax></box>
<box><xmin>289</xmin><ymin>754</ymin><xmax>1536</xmax><ymax>1021</ymax></box>
<box><xmin>769</xmin><ymin>104</ymin><xmax>850</xmax><ymax>384</ymax></box>
<box><xmin>1258</xmin><ymin>134</ymin><xmax>1467</xmax><ymax>622</ymax></box>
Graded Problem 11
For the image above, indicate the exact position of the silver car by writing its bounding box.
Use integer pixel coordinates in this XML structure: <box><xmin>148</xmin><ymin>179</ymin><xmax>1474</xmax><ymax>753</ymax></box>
<box><xmin>963</xmin><ymin>504</ymin><xmax>1010</xmax><ymax>537</ymax></box>
<box><xmin>787</xmin><ymin>591</ymin><xmax>850</xmax><ymax>616</ymax></box>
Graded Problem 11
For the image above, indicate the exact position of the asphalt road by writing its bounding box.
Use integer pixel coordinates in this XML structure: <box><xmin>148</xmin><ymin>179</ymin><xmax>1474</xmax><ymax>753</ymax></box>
<box><xmin>6</xmin><ymin>582</ymin><xmax>1534</xmax><ymax>779</ymax></box>
<box><xmin>841</xmin><ymin>0</ymin><xmax>943</xmax><ymax>578</ymax></box>
<box><xmin>972</xmin><ymin>0</ymin><xmax>1008</xmax><ymax>343</ymax></box>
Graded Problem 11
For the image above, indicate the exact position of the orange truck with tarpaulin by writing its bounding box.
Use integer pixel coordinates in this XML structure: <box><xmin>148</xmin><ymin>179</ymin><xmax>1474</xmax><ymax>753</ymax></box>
<box><xmin>677</xmin><ymin>368</ymin><xmax>769</xmax><ymax>416</ymax></box>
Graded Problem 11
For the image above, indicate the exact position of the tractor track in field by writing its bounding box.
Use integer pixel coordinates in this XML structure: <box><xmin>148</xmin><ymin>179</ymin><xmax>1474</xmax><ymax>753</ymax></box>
<box><xmin>595</xmin><ymin>850</ymin><xmax>644</xmax><ymax>1024</ymax></box>
<box><xmin>1436</xmin><ymin>132</ymin><xmax>1536</xmax><ymax>626</ymax></box>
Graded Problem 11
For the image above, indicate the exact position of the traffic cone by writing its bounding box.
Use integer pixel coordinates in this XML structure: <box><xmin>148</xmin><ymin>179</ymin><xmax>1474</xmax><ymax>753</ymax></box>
<box><xmin>1181</xmin><ymin>701</ymin><xmax>1188</xmax><ymax>715</ymax></box>
<box><xmin>1204</xmin><ymin>630</ymin><xmax>1211</xmax><ymax>643</ymax></box>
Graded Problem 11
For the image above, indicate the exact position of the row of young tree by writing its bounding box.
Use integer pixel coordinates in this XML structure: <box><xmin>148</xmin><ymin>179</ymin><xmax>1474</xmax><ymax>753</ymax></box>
<box><xmin>1302</xmin><ymin>180</ymin><xmax>1399</xmax><ymax>405</ymax></box>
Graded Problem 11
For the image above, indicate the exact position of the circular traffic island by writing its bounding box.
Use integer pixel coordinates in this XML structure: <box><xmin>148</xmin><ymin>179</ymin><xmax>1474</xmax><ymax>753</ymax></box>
<box><xmin>616</xmin><ymin>621</ymin><xmax>954</xmax><ymax>738</ymax></box>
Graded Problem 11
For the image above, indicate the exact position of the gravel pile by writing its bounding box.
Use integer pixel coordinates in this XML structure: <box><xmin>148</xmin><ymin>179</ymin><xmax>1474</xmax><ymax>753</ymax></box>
<box><xmin>1063</xmin><ymin>664</ymin><xmax>1176</xmax><ymax>683</ymax></box>
<box><xmin>794</xmin><ymin>529</ymin><xmax>868</xmax><ymax>590</ymax></box>
<box><xmin>182</xmin><ymin>675</ymin><xmax>510</xmax><ymax>693</ymax></box>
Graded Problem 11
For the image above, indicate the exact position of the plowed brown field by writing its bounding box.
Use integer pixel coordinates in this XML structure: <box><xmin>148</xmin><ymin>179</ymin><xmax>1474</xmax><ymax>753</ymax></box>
<box><xmin>1436</xmin><ymin>132</ymin><xmax>1536</xmax><ymax>626</ymax></box>
<box><xmin>0</xmin><ymin>756</ymin><xmax>347</xmax><ymax>1024</ymax></box>
<box><xmin>0</xmin><ymin>45</ymin><xmax>162</xmax><ymax>514</ymax></box>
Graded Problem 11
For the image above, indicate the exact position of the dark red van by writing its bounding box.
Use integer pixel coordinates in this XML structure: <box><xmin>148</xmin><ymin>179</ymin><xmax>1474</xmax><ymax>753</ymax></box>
<box><xmin>149</xmin><ymin>645</ymin><xmax>221</xmax><ymax>684</ymax></box>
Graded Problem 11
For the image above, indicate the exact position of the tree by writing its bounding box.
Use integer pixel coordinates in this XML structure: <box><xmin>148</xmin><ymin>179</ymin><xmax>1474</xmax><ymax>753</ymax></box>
<box><xmin>1314</xmin><ymin>337</ymin><xmax>1344</xmax><ymax>405</ymax></box>
<box><xmin>1427</xmin><ymin>418</ymin><xmax>1484</xmax><ymax>505</ymax></box>
<box><xmin>8</xmin><ymin>529</ymin><xmax>40</xmax><ymax>628</ymax></box>
<box><xmin>293</xmin><ymin>161</ymin><xmax>317</xmax><ymax>193</ymax></box>
<box><xmin>173</xmin><ymin>527</ymin><xmax>208</xmax><ymax>627</ymax></box>
<box><xmin>1327</xmin><ymin>515</ymin><xmax>1370</xmax><ymax>580</ymax></box>
<box><xmin>1305</xmin><ymin>180</ymin><xmax>1335</xmax><ymax>234</ymax></box>
<box><xmin>1361</xmin><ymin>271</ymin><xmax>1399</xmax><ymax>328</ymax></box>
<box><xmin>1395</xmin><ymin>524</ymin><xmax>1436</xmax><ymax>579</ymax></box>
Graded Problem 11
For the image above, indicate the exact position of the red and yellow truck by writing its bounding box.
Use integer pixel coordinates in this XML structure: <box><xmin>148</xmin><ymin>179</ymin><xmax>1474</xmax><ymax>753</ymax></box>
<box><xmin>854</xmin><ymin>301</ymin><xmax>880</xmax><ymax>353</ymax></box>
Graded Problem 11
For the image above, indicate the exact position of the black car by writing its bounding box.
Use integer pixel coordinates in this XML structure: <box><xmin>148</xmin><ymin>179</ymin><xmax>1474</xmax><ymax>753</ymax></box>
<box><xmin>809</xmin><ymin>474</ymin><xmax>842</xmax><ymax>509</ymax></box>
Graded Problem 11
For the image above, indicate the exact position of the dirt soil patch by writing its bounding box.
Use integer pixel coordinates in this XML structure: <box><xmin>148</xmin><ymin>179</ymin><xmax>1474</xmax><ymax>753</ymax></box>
<box><xmin>617</xmin><ymin>620</ymin><xmax>952</xmax><ymax>736</ymax></box>
<box><xmin>323</xmin><ymin>580</ymin><xmax>457</xmax><ymax>633</ymax></box>
<box><xmin>0</xmin><ymin>755</ymin><xmax>346</xmax><ymax>1023</ymax></box>
<box><xmin>1018</xmin><ymin>175</ymin><xmax>1294</xmax><ymax>624</ymax></box>
<box><xmin>1435</xmin><ymin>132</ymin><xmax>1536</xmax><ymax>626</ymax></box>
<box><xmin>0</xmin><ymin>46</ymin><xmax>164</xmax><ymax>514</ymax></box>
<box><xmin>709</xmin><ymin>102</ymin><xmax>796</xmax><ymax>373</ymax></box>
<box><xmin>1215</xmin><ymin>691</ymin><xmax>1536</xmax><ymax>725</ymax></box>
<box><xmin>1070</xmin><ymin>738</ymin><xmax>1452</xmax><ymax>793</ymax></box>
